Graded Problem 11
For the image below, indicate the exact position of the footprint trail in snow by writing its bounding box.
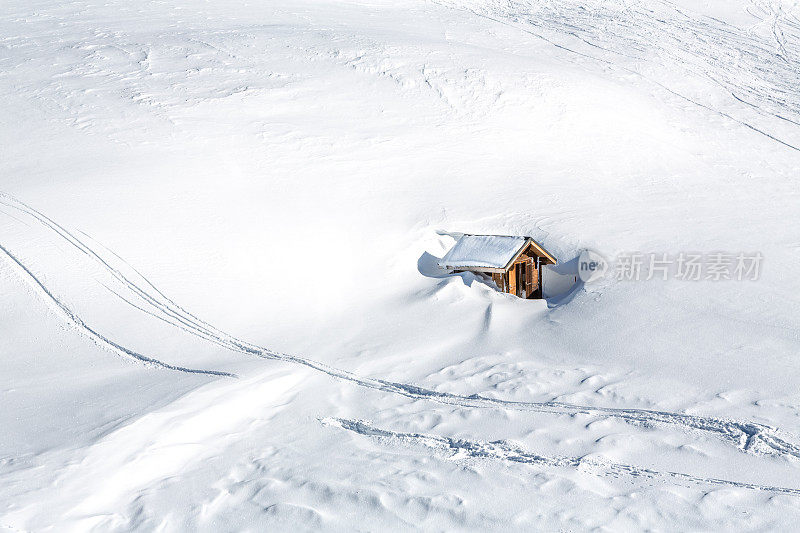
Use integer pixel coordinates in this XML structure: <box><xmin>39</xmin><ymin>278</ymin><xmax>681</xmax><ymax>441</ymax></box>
<box><xmin>325</xmin><ymin>417</ymin><xmax>800</xmax><ymax>497</ymax></box>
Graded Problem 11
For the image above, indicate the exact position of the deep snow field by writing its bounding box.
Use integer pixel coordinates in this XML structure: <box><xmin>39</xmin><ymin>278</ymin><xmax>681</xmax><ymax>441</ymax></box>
<box><xmin>2</xmin><ymin>0</ymin><xmax>800</xmax><ymax>530</ymax></box>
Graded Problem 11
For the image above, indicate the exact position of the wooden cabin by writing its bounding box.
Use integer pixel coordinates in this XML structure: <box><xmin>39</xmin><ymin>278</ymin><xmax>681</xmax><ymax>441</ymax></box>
<box><xmin>438</xmin><ymin>234</ymin><xmax>557</xmax><ymax>299</ymax></box>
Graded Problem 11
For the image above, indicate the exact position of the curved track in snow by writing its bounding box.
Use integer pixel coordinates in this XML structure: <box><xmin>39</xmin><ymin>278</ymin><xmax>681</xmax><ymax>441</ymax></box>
<box><xmin>0</xmin><ymin>241</ymin><xmax>235</xmax><ymax>378</ymax></box>
<box><xmin>326</xmin><ymin>418</ymin><xmax>800</xmax><ymax>497</ymax></box>
<box><xmin>1</xmin><ymin>192</ymin><xmax>799</xmax><ymax>461</ymax></box>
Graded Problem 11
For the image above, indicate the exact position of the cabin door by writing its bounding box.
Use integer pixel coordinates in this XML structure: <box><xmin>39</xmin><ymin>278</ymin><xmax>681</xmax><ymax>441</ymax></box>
<box><xmin>516</xmin><ymin>262</ymin><xmax>526</xmax><ymax>298</ymax></box>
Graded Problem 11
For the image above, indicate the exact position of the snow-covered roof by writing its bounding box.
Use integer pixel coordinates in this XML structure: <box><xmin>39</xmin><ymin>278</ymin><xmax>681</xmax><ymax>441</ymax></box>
<box><xmin>439</xmin><ymin>235</ymin><xmax>529</xmax><ymax>270</ymax></box>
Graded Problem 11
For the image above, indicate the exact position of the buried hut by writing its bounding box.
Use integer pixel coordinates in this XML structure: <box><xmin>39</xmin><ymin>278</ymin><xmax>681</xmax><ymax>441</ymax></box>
<box><xmin>438</xmin><ymin>234</ymin><xmax>557</xmax><ymax>299</ymax></box>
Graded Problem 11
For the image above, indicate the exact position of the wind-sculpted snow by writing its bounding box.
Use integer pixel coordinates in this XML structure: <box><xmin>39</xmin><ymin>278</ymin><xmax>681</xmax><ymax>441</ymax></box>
<box><xmin>2</xmin><ymin>192</ymin><xmax>799</xmax><ymax>462</ymax></box>
<box><xmin>325</xmin><ymin>418</ymin><xmax>800</xmax><ymax>497</ymax></box>
<box><xmin>438</xmin><ymin>0</ymin><xmax>800</xmax><ymax>150</ymax></box>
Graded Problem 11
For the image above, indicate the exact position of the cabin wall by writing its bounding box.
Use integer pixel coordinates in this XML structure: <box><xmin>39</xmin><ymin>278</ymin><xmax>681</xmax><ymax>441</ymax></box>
<box><xmin>511</xmin><ymin>244</ymin><xmax>544</xmax><ymax>299</ymax></box>
<box><xmin>507</xmin><ymin>259</ymin><xmax>529</xmax><ymax>298</ymax></box>
<box><xmin>491</xmin><ymin>272</ymin><xmax>505</xmax><ymax>291</ymax></box>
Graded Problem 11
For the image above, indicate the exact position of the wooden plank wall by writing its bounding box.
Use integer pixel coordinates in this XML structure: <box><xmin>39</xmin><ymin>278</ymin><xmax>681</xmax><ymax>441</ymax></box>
<box><xmin>525</xmin><ymin>258</ymin><xmax>533</xmax><ymax>295</ymax></box>
<box><xmin>480</xmin><ymin>244</ymin><xmax>547</xmax><ymax>298</ymax></box>
<box><xmin>515</xmin><ymin>244</ymin><xmax>541</xmax><ymax>298</ymax></box>
<box><xmin>491</xmin><ymin>272</ymin><xmax>505</xmax><ymax>291</ymax></box>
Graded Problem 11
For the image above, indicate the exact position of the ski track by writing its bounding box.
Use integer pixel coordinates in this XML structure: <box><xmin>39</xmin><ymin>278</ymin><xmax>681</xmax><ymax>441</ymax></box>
<box><xmin>436</xmin><ymin>0</ymin><xmax>800</xmax><ymax>152</ymax></box>
<box><xmin>325</xmin><ymin>417</ymin><xmax>800</xmax><ymax>497</ymax></box>
<box><xmin>0</xmin><ymin>242</ymin><xmax>235</xmax><ymax>378</ymax></box>
<box><xmin>2</xmin><ymin>192</ymin><xmax>800</xmax><ymax>462</ymax></box>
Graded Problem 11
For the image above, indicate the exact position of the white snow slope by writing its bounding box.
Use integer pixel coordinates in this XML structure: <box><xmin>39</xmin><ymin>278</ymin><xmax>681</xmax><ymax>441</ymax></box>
<box><xmin>2</xmin><ymin>0</ymin><xmax>800</xmax><ymax>530</ymax></box>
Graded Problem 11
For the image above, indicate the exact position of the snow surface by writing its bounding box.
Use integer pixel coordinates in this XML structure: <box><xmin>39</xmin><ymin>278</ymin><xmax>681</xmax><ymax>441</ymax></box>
<box><xmin>438</xmin><ymin>234</ymin><xmax>528</xmax><ymax>269</ymax></box>
<box><xmin>2</xmin><ymin>0</ymin><xmax>800</xmax><ymax>530</ymax></box>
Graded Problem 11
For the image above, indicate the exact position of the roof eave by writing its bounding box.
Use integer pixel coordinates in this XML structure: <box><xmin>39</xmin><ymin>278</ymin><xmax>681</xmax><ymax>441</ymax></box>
<box><xmin>528</xmin><ymin>237</ymin><xmax>558</xmax><ymax>265</ymax></box>
<box><xmin>499</xmin><ymin>238</ymin><xmax>558</xmax><ymax>270</ymax></box>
